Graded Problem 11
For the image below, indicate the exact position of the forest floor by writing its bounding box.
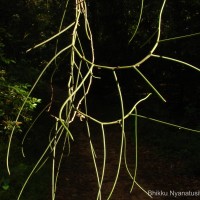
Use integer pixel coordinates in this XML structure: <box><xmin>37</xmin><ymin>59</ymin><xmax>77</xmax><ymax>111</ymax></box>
<box><xmin>1</xmin><ymin>79</ymin><xmax>200</xmax><ymax>200</ymax></box>
<box><xmin>53</xmin><ymin>92</ymin><xmax>200</xmax><ymax>200</ymax></box>
<box><xmin>54</xmin><ymin>120</ymin><xmax>200</xmax><ymax>200</ymax></box>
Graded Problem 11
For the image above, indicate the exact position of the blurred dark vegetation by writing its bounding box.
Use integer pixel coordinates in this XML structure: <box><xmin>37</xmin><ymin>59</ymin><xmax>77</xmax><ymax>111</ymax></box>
<box><xmin>0</xmin><ymin>0</ymin><xmax>199</xmax><ymax>199</ymax></box>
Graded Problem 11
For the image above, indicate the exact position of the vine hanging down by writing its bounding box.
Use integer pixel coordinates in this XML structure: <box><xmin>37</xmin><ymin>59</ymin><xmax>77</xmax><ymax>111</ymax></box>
<box><xmin>6</xmin><ymin>0</ymin><xmax>200</xmax><ymax>199</ymax></box>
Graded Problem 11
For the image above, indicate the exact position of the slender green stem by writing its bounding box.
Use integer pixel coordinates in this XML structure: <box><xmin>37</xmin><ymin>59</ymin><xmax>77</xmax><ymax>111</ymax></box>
<box><xmin>152</xmin><ymin>54</ymin><xmax>200</xmax><ymax>72</ymax></box>
<box><xmin>129</xmin><ymin>0</ymin><xmax>144</xmax><ymax>43</ymax></box>
<box><xmin>74</xmin><ymin>93</ymin><xmax>152</xmax><ymax>126</ymax></box>
<box><xmin>134</xmin><ymin>67</ymin><xmax>166</xmax><ymax>102</ymax></box>
<box><xmin>107</xmin><ymin>71</ymin><xmax>125</xmax><ymax>200</ymax></box>
<box><xmin>21</xmin><ymin>103</ymin><xmax>51</xmax><ymax>157</ymax></box>
<box><xmin>131</xmin><ymin>114</ymin><xmax>200</xmax><ymax>133</ymax></box>
<box><xmin>160</xmin><ymin>32</ymin><xmax>200</xmax><ymax>42</ymax></box>
<box><xmin>52</xmin><ymin>120</ymin><xmax>58</xmax><ymax>200</ymax></box>
<box><xmin>130</xmin><ymin>108</ymin><xmax>138</xmax><ymax>192</ymax></box>
<box><xmin>26</xmin><ymin>22</ymin><xmax>75</xmax><ymax>52</ymax></box>
<box><xmin>97</xmin><ymin>124</ymin><xmax>106</xmax><ymax>200</ymax></box>
<box><xmin>7</xmin><ymin>44</ymin><xmax>72</xmax><ymax>175</ymax></box>
<box><xmin>17</xmin><ymin>125</ymin><xmax>64</xmax><ymax>200</ymax></box>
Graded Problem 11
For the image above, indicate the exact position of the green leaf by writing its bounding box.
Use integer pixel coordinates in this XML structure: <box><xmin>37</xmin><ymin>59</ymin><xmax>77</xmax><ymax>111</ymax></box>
<box><xmin>2</xmin><ymin>183</ymin><xmax>9</xmax><ymax>190</ymax></box>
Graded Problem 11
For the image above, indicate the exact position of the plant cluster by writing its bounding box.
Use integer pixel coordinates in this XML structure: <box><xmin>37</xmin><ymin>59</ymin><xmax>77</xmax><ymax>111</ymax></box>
<box><xmin>0</xmin><ymin>71</ymin><xmax>41</xmax><ymax>136</ymax></box>
<box><xmin>0</xmin><ymin>0</ymin><xmax>200</xmax><ymax>199</ymax></box>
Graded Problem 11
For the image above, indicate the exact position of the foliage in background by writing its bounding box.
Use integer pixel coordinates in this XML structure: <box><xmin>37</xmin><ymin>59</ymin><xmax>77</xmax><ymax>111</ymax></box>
<box><xmin>0</xmin><ymin>70</ymin><xmax>42</xmax><ymax>198</ymax></box>
<box><xmin>0</xmin><ymin>71</ymin><xmax>41</xmax><ymax>136</ymax></box>
<box><xmin>0</xmin><ymin>16</ymin><xmax>41</xmax><ymax>196</ymax></box>
<box><xmin>0</xmin><ymin>27</ymin><xmax>41</xmax><ymax>136</ymax></box>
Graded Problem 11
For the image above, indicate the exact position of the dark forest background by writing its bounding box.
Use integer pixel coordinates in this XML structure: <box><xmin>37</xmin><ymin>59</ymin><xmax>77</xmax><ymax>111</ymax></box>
<box><xmin>0</xmin><ymin>0</ymin><xmax>200</xmax><ymax>199</ymax></box>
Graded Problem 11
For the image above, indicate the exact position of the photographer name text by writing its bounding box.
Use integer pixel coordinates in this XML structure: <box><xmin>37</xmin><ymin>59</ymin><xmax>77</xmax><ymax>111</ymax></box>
<box><xmin>148</xmin><ymin>190</ymin><xmax>200</xmax><ymax>198</ymax></box>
